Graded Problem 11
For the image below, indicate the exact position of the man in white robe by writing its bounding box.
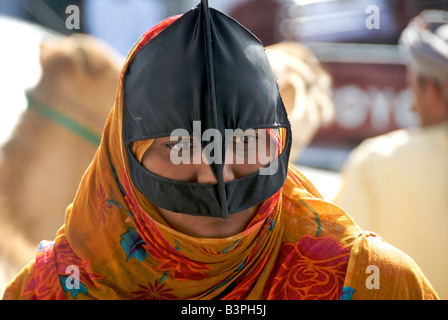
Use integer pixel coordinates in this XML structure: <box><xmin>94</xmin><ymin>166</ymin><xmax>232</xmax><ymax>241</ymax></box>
<box><xmin>333</xmin><ymin>10</ymin><xmax>448</xmax><ymax>299</ymax></box>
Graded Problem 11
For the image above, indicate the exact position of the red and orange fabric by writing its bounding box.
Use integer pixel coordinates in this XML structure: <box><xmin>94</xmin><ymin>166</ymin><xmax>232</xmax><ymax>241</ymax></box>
<box><xmin>2</xmin><ymin>16</ymin><xmax>438</xmax><ymax>300</ymax></box>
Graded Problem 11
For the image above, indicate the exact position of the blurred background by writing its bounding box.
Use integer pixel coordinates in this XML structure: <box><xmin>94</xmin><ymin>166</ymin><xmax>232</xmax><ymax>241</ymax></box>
<box><xmin>1</xmin><ymin>0</ymin><xmax>447</xmax><ymax>298</ymax></box>
<box><xmin>3</xmin><ymin>0</ymin><xmax>446</xmax><ymax>198</ymax></box>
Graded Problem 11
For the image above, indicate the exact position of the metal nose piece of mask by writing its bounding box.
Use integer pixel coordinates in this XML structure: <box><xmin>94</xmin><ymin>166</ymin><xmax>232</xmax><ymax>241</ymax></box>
<box><xmin>123</xmin><ymin>0</ymin><xmax>292</xmax><ymax>218</ymax></box>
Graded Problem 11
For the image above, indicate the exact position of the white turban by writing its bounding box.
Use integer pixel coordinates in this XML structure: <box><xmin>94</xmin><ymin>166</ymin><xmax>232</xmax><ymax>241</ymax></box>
<box><xmin>399</xmin><ymin>10</ymin><xmax>448</xmax><ymax>84</ymax></box>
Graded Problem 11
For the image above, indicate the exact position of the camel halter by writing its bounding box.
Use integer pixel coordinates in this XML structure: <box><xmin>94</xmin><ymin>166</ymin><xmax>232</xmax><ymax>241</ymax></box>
<box><xmin>25</xmin><ymin>92</ymin><xmax>102</xmax><ymax>147</ymax></box>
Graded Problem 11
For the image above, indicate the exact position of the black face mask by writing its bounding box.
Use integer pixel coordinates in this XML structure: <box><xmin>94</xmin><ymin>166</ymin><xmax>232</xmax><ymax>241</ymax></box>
<box><xmin>123</xmin><ymin>0</ymin><xmax>291</xmax><ymax>219</ymax></box>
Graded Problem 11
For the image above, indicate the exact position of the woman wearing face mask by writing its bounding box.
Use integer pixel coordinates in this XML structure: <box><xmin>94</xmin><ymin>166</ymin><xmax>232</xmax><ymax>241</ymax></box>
<box><xmin>3</xmin><ymin>1</ymin><xmax>438</xmax><ymax>300</ymax></box>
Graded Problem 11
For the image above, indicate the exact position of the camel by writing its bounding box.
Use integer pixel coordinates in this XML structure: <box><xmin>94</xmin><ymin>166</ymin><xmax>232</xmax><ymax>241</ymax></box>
<box><xmin>265</xmin><ymin>41</ymin><xmax>335</xmax><ymax>162</ymax></box>
<box><xmin>0</xmin><ymin>33</ymin><xmax>123</xmax><ymax>296</ymax></box>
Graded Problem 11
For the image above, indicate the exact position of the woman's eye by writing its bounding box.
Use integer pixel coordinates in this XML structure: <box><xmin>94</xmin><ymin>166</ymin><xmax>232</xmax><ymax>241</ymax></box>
<box><xmin>234</xmin><ymin>134</ymin><xmax>257</xmax><ymax>145</ymax></box>
<box><xmin>166</xmin><ymin>141</ymin><xmax>187</xmax><ymax>151</ymax></box>
<box><xmin>166</xmin><ymin>138</ymin><xmax>196</xmax><ymax>152</ymax></box>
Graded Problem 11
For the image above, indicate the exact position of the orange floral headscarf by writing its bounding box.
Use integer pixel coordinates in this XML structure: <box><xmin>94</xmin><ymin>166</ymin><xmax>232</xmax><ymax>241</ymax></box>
<box><xmin>3</xmin><ymin>15</ymin><xmax>289</xmax><ymax>300</ymax></box>
<box><xmin>3</xmin><ymin>14</ymin><xmax>439</xmax><ymax>301</ymax></box>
